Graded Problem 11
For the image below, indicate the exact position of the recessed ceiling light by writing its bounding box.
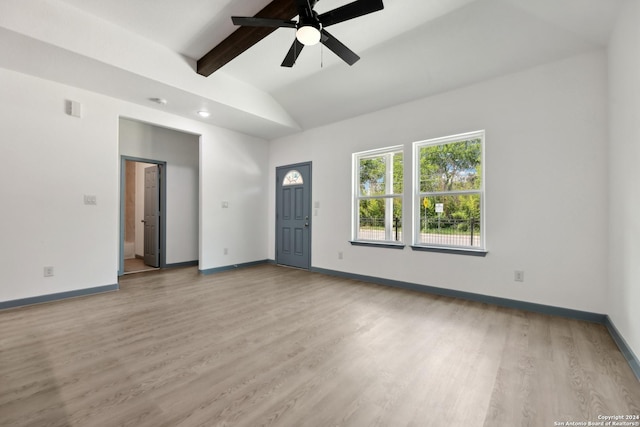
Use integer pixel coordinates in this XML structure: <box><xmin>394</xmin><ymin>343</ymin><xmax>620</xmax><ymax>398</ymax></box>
<box><xmin>149</xmin><ymin>97</ymin><xmax>168</xmax><ymax>105</ymax></box>
<box><xmin>197</xmin><ymin>110</ymin><xmax>210</xmax><ymax>118</ymax></box>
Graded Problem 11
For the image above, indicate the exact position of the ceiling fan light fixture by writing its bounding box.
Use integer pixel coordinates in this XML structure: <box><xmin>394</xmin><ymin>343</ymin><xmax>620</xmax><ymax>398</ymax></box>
<box><xmin>228</xmin><ymin>0</ymin><xmax>385</xmax><ymax>69</ymax></box>
<box><xmin>296</xmin><ymin>25</ymin><xmax>321</xmax><ymax>46</ymax></box>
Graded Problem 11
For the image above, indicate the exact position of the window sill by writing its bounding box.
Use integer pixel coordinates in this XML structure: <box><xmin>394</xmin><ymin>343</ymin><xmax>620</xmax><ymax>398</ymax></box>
<box><xmin>410</xmin><ymin>245</ymin><xmax>488</xmax><ymax>257</ymax></box>
<box><xmin>349</xmin><ymin>241</ymin><xmax>406</xmax><ymax>249</ymax></box>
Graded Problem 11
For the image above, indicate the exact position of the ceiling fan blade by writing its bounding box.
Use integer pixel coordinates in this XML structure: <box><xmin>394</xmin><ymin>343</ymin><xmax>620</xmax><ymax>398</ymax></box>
<box><xmin>281</xmin><ymin>39</ymin><xmax>305</xmax><ymax>67</ymax></box>
<box><xmin>231</xmin><ymin>16</ymin><xmax>297</xmax><ymax>28</ymax></box>
<box><xmin>318</xmin><ymin>0</ymin><xmax>384</xmax><ymax>27</ymax></box>
<box><xmin>320</xmin><ymin>29</ymin><xmax>360</xmax><ymax>65</ymax></box>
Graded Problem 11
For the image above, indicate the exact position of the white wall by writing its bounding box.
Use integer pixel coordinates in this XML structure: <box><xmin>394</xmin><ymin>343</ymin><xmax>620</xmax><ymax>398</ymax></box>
<box><xmin>0</xmin><ymin>68</ymin><xmax>119</xmax><ymax>301</ymax></box>
<box><xmin>199</xmin><ymin>126</ymin><xmax>270</xmax><ymax>269</ymax></box>
<box><xmin>0</xmin><ymin>68</ymin><xmax>269</xmax><ymax>303</ymax></box>
<box><xmin>608</xmin><ymin>0</ymin><xmax>640</xmax><ymax>359</ymax></box>
<box><xmin>119</xmin><ymin>120</ymin><xmax>199</xmax><ymax>265</ymax></box>
<box><xmin>269</xmin><ymin>51</ymin><xmax>609</xmax><ymax>314</ymax></box>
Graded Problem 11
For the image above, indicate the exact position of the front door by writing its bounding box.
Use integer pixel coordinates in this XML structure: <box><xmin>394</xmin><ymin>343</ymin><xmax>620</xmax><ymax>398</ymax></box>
<box><xmin>276</xmin><ymin>162</ymin><xmax>311</xmax><ymax>269</ymax></box>
<box><xmin>143</xmin><ymin>165</ymin><xmax>160</xmax><ymax>267</ymax></box>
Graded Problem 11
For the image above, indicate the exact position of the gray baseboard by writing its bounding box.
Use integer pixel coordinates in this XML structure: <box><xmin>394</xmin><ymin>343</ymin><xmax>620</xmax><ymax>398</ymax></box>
<box><xmin>310</xmin><ymin>267</ymin><xmax>606</xmax><ymax>323</ymax></box>
<box><xmin>3</xmin><ymin>262</ymin><xmax>637</xmax><ymax>381</ymax></box>
<box><xmin>199</xmin><ymin>259</ymin><xmax>270</xmax><ymax>275</ymax></box>
<box><xmin>604</xmin><ymin>315</ymin><xmax>640</xmax><ymax>381</ymax></box>
<box><xmin>165</xmin><ymin>260</ymin><xmax>199</xmax><ymax>269</ymax></box>
<box><xmin>309</xmin><ymin>266</ymin><xmax>639</xmax><ymax>381</ymax></box>
<box><xmin>0</xmin><ymin>284</ymin><xmax>119</xmax><ymax>311</ymax></box>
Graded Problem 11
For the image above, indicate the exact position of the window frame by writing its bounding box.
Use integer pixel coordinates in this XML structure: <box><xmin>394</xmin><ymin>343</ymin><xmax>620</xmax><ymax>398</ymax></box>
<box><xmin>352</xmin><ymin>145</ymin><xmax>405</xmax><ymax>247</ymax></box>
<box><xmin>412</xmin><ymin>131</ymin><xmax>486</xmax><ymax>254</ymax></box>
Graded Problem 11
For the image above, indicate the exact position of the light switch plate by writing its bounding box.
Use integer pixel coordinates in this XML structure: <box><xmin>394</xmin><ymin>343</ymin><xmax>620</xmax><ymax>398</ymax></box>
<box><xmin>67</xmin><ymin>100</ymin><xmax>82</xmax><ymax>118</ymax></box>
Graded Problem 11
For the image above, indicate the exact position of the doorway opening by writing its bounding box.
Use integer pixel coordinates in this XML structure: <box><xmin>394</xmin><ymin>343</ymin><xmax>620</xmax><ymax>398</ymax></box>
<box><xmin>119</xmin><ymin>157</ymin><xmax>167</xmax><ymax>275</ymax></box>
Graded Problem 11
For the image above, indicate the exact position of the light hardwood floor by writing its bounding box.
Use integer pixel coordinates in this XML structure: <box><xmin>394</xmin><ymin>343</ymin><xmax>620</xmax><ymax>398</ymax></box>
<box><xmin>123</xmin><ymin>258</ymin><xmax>159</xmax><ymax>274</ymax></box>
<box><xmin>1</xmin><ymin>265</ymin><xmax>638</xmax><ymax>426</ymax></box>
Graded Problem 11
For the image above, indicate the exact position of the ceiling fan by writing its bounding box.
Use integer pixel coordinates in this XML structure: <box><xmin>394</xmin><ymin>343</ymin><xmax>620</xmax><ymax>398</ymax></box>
<box><xmin>231</xmin><ymin>0</ymin><xmax>384</xmax><ymax>67</ymax></box>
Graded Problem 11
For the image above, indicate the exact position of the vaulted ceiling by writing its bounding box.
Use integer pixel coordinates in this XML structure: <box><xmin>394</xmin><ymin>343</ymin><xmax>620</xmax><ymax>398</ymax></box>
<box><xmin>0</xmin><ymin>0</ymin><xmax>624</xmax><ymax>139</ymax></box>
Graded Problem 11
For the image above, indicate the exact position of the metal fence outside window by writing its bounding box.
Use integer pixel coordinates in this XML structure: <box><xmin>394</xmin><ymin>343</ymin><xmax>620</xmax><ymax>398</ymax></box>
<box><xmin>358</xmin><ymin>217</ymin><xmax>480</xmax><ymax>247</ymax></box>
<box><xmin>418</xmin><ymin>217</ymin><xmax>480</xmax><ymax>247</ymax></box>
<box><xmin>358</xmin><ymin>217</ymin><xmax>402</xmax><ymax>241</ymax></box>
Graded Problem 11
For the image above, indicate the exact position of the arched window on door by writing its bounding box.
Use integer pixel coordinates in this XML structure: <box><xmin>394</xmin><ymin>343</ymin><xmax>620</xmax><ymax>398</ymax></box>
<box><xmin>282</xmin><ymin>170</ymin><xmax>304</xmax><ymax>186</ymax></box>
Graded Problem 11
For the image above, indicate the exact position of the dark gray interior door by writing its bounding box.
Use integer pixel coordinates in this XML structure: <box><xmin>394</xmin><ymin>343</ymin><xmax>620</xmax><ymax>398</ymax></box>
<box><xmin>143</xmin><ymin>165</ymin><xmax>160</xmax><ymax>267</ymax></box>
<box><xmin>276</xmin><ymin>163</ymin><xmax>311</xmax><ymax>269</ymax></box>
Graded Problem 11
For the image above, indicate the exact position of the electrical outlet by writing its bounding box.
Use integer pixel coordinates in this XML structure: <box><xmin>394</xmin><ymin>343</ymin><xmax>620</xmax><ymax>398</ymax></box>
<box><xmin>223</xmin><ymin>248</ymin><xmax>228</xmax><ymax>255</ymax></box>
<box><xmin>44</xmin><ymin>266</ymin><xmax>54</xmax><ymax>277</ymax></box>
<box><xmin>514</xmin><ymin>270</ymin><xmax>524</xmax><ymax>282</ymax></box>
<box><xmin>338</xmin><ymin>251</ymin><xmax>343</xmax><ymax>260</ymax></box>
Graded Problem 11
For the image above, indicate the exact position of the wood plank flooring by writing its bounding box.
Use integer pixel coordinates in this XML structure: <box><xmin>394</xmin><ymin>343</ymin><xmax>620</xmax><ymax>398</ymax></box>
<box><xmin>123</xmin><ymin>258</ymin><xmax>159</xmax><ymax>274</ymax></box>
<box><xmin>1</xmin><ymin>265</ymin><xmax>638</xmax><ymax>426</ymax></box>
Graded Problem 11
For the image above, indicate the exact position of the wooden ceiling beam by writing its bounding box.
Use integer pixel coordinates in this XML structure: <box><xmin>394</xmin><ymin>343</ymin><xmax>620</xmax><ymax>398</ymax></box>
<box><xmin>197</xmin><ymin>0</ymin><xmax>298</xmax><ymax>77</ymax></box>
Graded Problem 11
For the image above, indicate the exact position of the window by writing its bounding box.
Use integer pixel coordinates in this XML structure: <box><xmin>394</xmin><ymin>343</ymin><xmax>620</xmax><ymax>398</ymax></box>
<box><xmin>413</xmin><ymin>131</ymin><xmax>485</xmax><ymax>251</ymax></box>
<box><xmin>353</xmin><ymin>146</ymin><xmax>404</xmax><ymax>245</ymax></box>
<box><xmin>282</xmin><ymin>170</ymin><xmax>303</xmax><ymax>186</ymax></box>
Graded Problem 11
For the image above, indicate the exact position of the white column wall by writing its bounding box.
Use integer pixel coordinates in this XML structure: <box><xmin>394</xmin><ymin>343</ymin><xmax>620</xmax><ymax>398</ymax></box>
<box><xmin>607</xmin><ymin>0</ymin><xmax>640</xmax><ymax>361</ymax></box>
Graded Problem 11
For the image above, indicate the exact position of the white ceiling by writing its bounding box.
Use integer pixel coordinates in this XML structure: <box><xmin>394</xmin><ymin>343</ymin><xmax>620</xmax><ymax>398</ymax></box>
<box><xmin>0</xmin><ymin>0</ymin><xmax>624</xmax><ymax>139</ymax></box>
